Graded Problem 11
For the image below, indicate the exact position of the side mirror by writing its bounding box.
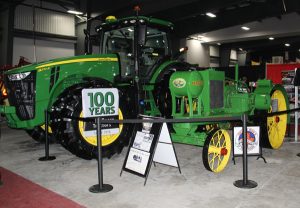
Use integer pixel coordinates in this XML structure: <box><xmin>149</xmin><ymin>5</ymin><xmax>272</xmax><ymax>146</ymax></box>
<box><xmin>138</xmin><ymin>24</ymin><xmax>146</xmax><ymax>46</ymax></box>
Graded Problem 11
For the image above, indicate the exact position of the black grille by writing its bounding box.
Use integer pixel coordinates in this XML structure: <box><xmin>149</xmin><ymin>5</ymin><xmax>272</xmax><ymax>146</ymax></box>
<box><xmin>210</xmin><ymin>80</ymin><xmax>224</xmax><ymax>109</ymax></box>
<box><xmin>5</xmin><ymin>71</ymin><xmax>36</xmax><ymax>120</ymax></box>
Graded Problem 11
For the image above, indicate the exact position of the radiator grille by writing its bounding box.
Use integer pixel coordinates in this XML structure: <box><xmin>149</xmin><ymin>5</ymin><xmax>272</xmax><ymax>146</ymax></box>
<box><xmin>210</xmin><ymin>80</ymin><xmax>224</xmax><ymax>109</ymax></box>
<box><xmin>5</xmin><ymin>71</ymin><xmax>36</xmax><ymax>120</ymax></box>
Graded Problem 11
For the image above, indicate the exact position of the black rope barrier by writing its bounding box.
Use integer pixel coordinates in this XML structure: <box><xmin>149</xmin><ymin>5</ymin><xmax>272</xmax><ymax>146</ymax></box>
<box><xmin>41</xmin><ymin>107</ymin><xmax>300</xmax><ymax>190</ymax></box>
<box><xmin>52</xmin><ymin>107</ymin><xmax>300</xmax><ymax>124</ymax></box>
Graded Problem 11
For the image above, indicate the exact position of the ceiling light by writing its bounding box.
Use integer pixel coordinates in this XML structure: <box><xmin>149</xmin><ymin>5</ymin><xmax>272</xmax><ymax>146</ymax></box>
<box><xmin>206</xmin><ymin>12</ymin><xmax>216</xmax><ymax>18</ymax></box>
<box><xmin>217</xmin><ymin>43</ymin><xmax>221</xmax><ymax>45</ymax></box>
<box><xmin>285</xmin><ymin>43</ymin><xmax>290</xmax><ymax>47</ymax></box>
<box><xmin>241</xmin><ymin>26</ymin><xmax>250</xmax><ymax>31</ymax></box>
<box><xmin>128</xmin><ymin>28</ymin><xmax>134</xmax><ymax>32</ymax></box>
<box><xmin>239</xmin><ymin>48</ymin><xmax>243</xmax><ymax>51</ymax></box>
<box><xmin>67</xmin><ymin>10</ymin><xmax>83</xmax><ymax>15</ymax></box>
<box><xmin>269</xmin><ymin>37</ymin><xmax>274</xmax><ymax>40</ymax></box>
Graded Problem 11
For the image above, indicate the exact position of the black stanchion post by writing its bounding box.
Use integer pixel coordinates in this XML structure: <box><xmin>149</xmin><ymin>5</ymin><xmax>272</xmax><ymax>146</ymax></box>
<box><xmin>89</xmin><ymin>117</ymin><xmax>113</xmax><ymax>193</ymax></box>
<box><xmin>297</xmin><ymin>153</ymin><xmax>300</xmax><ymax>157</ymax></box>
<box><xmin>39</xmin><ymin>110</ymin><xmax>56</xmax><ymax>161</ymax></box>
<box><xmin>234</xmin><ymin>113</ymin><xmax>257</xmax><ymax>188</ymax></box>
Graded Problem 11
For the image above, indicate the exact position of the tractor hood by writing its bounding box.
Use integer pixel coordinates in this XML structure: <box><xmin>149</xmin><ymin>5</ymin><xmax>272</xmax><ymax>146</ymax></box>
<box><xmin>5</xmin><ymin>54</ymin><xmax>119</xmax><ymax>76</ymax></box>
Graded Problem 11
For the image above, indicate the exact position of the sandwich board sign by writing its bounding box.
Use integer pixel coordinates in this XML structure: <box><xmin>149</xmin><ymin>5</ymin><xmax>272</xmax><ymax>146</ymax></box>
<box><xmin>81</xmin><ymin>88</ymin><xmax>119</xmax><ymax>136</ymax></box>
<box><xmin>121</xmin><ymin>115</ymin><xmax>181</xmax><ymax>185</ymax></box>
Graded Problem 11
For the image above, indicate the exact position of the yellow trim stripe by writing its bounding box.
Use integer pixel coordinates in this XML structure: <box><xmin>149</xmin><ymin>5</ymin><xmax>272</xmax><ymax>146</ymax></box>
<box><xmin>35</xmin><ymin>57</ymin><xmax>118</xmax><ymax>69</ymax></box>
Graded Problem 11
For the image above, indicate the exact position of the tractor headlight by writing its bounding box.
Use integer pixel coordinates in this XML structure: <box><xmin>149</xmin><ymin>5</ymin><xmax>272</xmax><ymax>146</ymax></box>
<box><xmin>7</xmin><ymin>72</ymin><xmax>31</xmax><ymax>81</ymax></box>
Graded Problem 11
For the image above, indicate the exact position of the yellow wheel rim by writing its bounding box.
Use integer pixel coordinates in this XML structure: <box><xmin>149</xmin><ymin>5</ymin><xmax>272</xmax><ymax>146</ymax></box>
<box><xmin>207</xmin><ymin>129</ymin><xmax>231</xmax><ymax>173</ymax></box>
<box><xmin>78</xmin><ymin>109</ymin><xmax>124</xmax><ymax>146</ymax></box>
<box><xmin>267</xmin><ymin>90</ymin><xmax>287</xmax><ymax>149</ymax></box>
<box><xmin>40</xmin><ymin>124</ymin><xmax>53</xmax><ymax>134</ymax></box>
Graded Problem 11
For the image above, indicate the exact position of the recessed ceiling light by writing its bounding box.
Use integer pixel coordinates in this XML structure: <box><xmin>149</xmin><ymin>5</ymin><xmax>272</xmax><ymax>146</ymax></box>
<box><xmin>67</xmin><ymin>10</ymin><xmax>83</xmax><ymax>15</ymax></box>
<box><xmin>269</xmin><ymin>37</ymin><xmax>274</xmax><ymax>40</ymax></box>
<box><xmin>217</xmin><ymin>43</ymin><xmax>221</xmax><ymax>45</ymax></box>
<box><xmin>285</xmin><ymin>43</ymin><xmax>290</xmax><ymax>47</ymax></box>
<box><xmin>206</xmin><ymin>12</ymin><xmax>216</xmax><ymax>18</ymax></box>
<box><xmin>241</xmin><ymin>26</ymin><xmax>250</xmax><ymax>31</ymax></box>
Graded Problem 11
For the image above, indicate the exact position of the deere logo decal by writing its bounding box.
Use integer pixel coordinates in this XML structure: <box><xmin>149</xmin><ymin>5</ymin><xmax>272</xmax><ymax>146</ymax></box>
<box><xmin>192</xmin><ymin>80</ymin><xmax>203</xmax><ymax>86</ymax></box>
<box><xmin>173</xmin><ymin>78</ymin><xmax>186</xmax><ymax>88</ymax></box>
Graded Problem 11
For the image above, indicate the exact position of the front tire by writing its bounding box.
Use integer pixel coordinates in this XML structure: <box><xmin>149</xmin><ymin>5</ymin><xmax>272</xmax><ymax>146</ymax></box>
<box><xmin>26</xmin><ymin>125</ymin><xmax>54</xmax><ymax>143</ymax></box>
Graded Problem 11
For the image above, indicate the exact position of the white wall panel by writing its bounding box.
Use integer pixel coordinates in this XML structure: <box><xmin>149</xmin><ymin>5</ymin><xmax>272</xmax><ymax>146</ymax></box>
<box><xmin>13</xmin><ymin>37</ymin><xmax>74</xmax><ymax>65</ymax></box>
<box><xmin>209</xmin><ymin>45</ymin><xmax>219</xmax><ymax>57</ymax></box>
<box><xmin>14</xmin><ymin>5</ymin><xmax>75</xmax><ymax>36</ymax></box>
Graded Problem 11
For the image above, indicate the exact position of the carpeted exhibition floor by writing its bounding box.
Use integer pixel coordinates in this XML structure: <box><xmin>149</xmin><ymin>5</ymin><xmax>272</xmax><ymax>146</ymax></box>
<box><xmin>0</xmin><ymin>167</ymin><xmax>85</xmax><ymax>208</ymax></box>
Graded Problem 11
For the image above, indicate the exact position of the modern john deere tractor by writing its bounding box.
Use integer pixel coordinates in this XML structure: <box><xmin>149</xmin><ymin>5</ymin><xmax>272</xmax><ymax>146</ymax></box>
<box><xmin>0</xmin><ymin>12</ymin><xmax>289</xmax><ymax>172</ymax></box>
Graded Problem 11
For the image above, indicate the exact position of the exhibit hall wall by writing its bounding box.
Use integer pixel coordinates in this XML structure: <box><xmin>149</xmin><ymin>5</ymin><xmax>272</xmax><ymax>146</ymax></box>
<box><xmin>12</xmin><ymin>0</ymin><xmax>76</xmax><ymax>65</ymax></box>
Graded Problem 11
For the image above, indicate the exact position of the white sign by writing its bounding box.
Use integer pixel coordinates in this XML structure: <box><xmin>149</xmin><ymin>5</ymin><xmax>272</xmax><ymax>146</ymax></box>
<box><xmin>82</xmin><ymin>88</ymin><xmax>119</xmax><ymax>118</ymax></box>
<box><xmin>125</xmin><ymin>148</ymin><xmax>150</xmax><ymax>175</ymax></box>
<box><xmin>133</xmin><ymin>131</ymin><xmax>154</xmax><ymax>152</ymax></box>
<box><xmin>233</xmin><ymin>126</ymin><xmax>260</xmax><ymax>155</ymax></box>
<box><xmin>153</xmin><ymin>123</ymin><xmax>179</xmax><ymax>167</ymax></box>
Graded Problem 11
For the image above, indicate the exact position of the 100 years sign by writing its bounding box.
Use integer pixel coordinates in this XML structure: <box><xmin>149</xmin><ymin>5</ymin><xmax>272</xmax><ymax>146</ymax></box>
<box><xmin>82</xmin><ymin>88</ymin><xmax>119</xmax><ymax>136</ymax></box>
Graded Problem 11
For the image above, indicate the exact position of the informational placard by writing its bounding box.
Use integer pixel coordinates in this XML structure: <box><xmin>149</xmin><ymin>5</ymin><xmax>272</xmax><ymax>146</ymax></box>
<box><xmin>122</xmin><ymin>116</ymin><xmax>180</xmax><ymax>184</ymax></box>
<box><xmin>123</xmin><ymin>116</ymin><xmax>162</xmax><ymax>177</ymax></box>
<box><xmin>133</xmin><ymin>131</ymin><xmax>154</xmax><ymax>152</ymax></box>
<box><xmin>81</xmin><ymin>88</ymin><xmax>119</xmax><ymax>136</ymax></box>
<box><xmin>233</xmin><ymin>126</ymin><xmax>260</xmax><ymax>155</ymax></box>
<box><xmin>82</xmin><ymin>88</ymin><xmax>119</xmax><ymax>118</ymax></box>
<box><xmin>125</xmin><ymin>148</ymin><xmax>150</xmax><ymax>175</ymax></box>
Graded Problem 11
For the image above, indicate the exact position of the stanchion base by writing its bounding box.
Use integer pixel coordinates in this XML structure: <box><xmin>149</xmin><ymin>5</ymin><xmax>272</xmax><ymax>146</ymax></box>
<box><xmin>234</xmin><ymin>180</ymin><xmax>257</xmax><ymax>189</ymax></box>
<box><xmin>297</xmin><ymin>153</ymin><xmax>300</xmax><ymax>157</ymax></box>
<box><xmin>89</xmin><ymin>184</ymin><xmax>113</xmax><ymax>193</ymax></box>
<box><xmin>38</xmin><ymin>156</ymin><xmax>56</xmax><ymax>161</ymax></box>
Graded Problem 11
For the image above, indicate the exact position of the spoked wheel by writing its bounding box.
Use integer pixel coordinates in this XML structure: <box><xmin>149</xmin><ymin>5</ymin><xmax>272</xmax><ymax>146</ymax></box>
<box><xmin>202</xmin><ymin>128</ymin><xmax>231</xmax><ymax>173</ymax></box>
<box><xmin>26</xmin><ymin>125</ymin><xmax>54</xmax><ymax>143</ymax></box>
<box><xmin>51</xmin><ymin>83</ymin><xmax>133</xmax><ymax>159</ymax></box>
<box><xmin>265</xmin><ymin>87</ymin><xmax>288</xmax><ymax>149</ymax></box>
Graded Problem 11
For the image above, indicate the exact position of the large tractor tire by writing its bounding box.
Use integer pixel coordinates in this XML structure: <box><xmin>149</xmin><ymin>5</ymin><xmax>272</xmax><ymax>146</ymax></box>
<box><xmin>254</xmin><ymin>85</ymin><xmax>289</xmax><ymax>149</ymax></box>
<box><xmin>51</xmin><ymin>83</ymin><xmax>133</xmax><ymax>159</ymax></box>
<box><xmin>26</xmin><ymin>125</ymin><xmax>54</xmax><ymax>143</ymax></box>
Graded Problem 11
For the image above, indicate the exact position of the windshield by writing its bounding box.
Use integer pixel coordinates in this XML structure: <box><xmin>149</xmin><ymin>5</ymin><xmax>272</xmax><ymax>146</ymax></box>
<box><xmin>101</xmin><ymin>25</ymin><xmax>170</xmax><ymax>78</ymax></box>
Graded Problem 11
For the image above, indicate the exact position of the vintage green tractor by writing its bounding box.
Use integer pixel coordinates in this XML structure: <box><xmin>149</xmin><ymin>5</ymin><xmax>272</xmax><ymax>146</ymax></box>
<box><xmin>0</xmin><ymin>13</ymin><xmax>289</xmax><ymax>172</ymax></box>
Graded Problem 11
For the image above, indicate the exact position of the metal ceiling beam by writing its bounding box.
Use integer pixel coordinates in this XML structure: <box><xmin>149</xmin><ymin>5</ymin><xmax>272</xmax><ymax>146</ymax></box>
<box><xmin>174</xmin><ymin>0</ymin><xmax>300</xmax><ymax>37</ymax></box>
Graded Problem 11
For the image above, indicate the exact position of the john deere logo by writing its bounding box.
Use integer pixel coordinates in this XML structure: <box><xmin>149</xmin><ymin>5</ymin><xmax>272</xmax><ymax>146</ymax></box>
<box><xmin>173</xmin><ymin>78</ymin><xmax>186</xmax><ymax>88</ymax></box>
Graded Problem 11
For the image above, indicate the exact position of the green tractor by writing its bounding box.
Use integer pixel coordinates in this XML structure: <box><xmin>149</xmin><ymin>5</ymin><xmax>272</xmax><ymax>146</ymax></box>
<box><xmin>0</xmin><ymin>14</ymin><xmax>289</xmax><ymax>172</ymax></box>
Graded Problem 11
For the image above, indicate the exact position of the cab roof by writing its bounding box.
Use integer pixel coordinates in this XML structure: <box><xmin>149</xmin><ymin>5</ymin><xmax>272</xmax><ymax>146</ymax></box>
<box><xmin>96</xmin><ymin>16</ymin><xmax>174</xmax><ymax>32</ymax></box>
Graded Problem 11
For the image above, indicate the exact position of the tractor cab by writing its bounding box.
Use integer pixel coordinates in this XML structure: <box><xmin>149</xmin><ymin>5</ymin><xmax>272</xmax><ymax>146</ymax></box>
<box><xmin>96</xmin><ymin>16</ymin><xmax>174</xmax><ymax>81</ymax></box>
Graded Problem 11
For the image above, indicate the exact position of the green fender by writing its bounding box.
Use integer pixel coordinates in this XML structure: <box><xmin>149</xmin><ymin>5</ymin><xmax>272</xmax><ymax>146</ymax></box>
<box><xmin>47</xmin><ymin>75</ymin><xmax>112</xmax><ymax>110</ymax></box>
<box><xmin>254</xmin><ymin>80</ymin><xmax>290</xmax><ymax>124</ymax></box>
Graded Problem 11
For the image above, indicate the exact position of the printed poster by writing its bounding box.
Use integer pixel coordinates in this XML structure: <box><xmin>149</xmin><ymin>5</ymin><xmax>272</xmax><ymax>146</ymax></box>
<box><xmin>233</xmin><ymin>126</ymin><xmax>260</xmax><ymax>155</ymax></box>
<box><xmin>132</xmin><ymin>131</ymin><xmax>154</xmax><ymax>152</ymax></box>
<box><xmin>125</xmin><ymin>148</ymin><xmax>150</xmax><ymax>175</ymax></box>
